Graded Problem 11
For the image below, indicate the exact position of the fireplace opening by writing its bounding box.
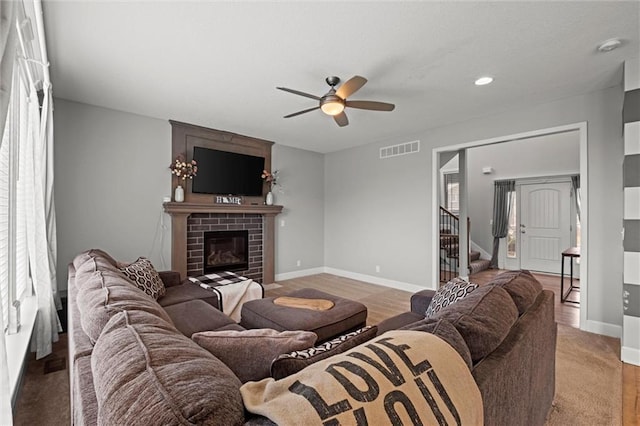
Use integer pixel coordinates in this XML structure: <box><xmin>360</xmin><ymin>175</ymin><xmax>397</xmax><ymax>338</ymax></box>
<box><xmin>203</xmin><ymin>230</ymin><xmax>249</xmax><ymax>274</ymax></box>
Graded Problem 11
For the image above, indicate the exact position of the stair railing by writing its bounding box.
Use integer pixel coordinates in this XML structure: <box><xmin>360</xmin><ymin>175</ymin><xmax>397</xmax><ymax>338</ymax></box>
<box><xmin>439</xmin><ymin>207</ymin><xmax>471</xmax><ymax>282</ymax></box>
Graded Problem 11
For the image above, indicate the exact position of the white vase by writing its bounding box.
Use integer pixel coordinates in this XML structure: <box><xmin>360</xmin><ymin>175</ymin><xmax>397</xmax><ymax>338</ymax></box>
<box><xmin>175</xmin><ymin>185</ymin><xmax>184</xmax><ymax>203</ymax></box>
<box><xmin>265</xmin><ymin>191</ymin><xmax>274</xmax><ymax>206</ymax></box>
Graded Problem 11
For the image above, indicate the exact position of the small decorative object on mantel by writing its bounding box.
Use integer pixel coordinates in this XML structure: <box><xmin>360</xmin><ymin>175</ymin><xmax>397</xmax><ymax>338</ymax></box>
<box><xmin>261</xmin><ymin>169</ymin><xmax>279</xmax><ymax>206</ymax></box>
<box><xmin>169</xmin><ymin>155</ymin><xmax>197</xmax><ymax>203</ymax></box>
<box><xmin>216</xmin><ymin>195</ymin><xmax>242</xmax><ymax>205</ymax></box>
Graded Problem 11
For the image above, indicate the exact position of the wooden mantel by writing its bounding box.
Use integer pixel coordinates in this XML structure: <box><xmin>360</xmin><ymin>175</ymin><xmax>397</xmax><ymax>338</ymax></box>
<box><xmin>163</xmin><ymin>202</ymin><xmax>283</xmax><ymax>284</ymax></box>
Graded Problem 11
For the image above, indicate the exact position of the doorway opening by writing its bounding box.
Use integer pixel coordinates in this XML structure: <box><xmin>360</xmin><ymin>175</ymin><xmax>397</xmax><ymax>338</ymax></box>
<box><xmin>432</xmin><ymin>122</ymin><xmax>587</xmax><ymax>329</ymax></box>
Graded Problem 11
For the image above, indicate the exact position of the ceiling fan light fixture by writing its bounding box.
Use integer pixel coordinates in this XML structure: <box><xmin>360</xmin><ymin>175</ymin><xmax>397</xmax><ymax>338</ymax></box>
<box><xmin>320</xmin><ymin>96</ymin><xmax>345</xmax><ymax>116</ymax></box>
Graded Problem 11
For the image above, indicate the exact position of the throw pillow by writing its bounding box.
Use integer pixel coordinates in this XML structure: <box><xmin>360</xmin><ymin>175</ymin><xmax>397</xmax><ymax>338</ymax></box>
<box><xmin>241</xmin><ymin>330</ymin><xmax>483</xmax><ymax>426</ymax></box>
<box><xmin>270</xmin><ymin>326</ymin><xmax>378</xmax><ymax>380</ymax></box>
<box><xmin>431</xmin><ymin>284</ymin><xmax>518</xmax><ymax>363</ymax></box>
<box><xmin>192</xmin><ymin>329</ymin><xmax>318</xmax><ymax>383</ymax></box>
<box><xmin>489</xmin><ymin>269</ymin><xmax>542</xmax><ymax>315</ymax></box>
<box><xmin>93</xmin><ymin>310</ymin><xmax>244</xmax><ymax>425</ymax></box>
<box><xmin>119</xmin><ymin>257</ymin><xmax>166</xmax><ymax>299</ymax></box>
<box><xmin>425</xmin><ymin>277</ymin><xmax>478</xmax><ymax>318</ymax></box>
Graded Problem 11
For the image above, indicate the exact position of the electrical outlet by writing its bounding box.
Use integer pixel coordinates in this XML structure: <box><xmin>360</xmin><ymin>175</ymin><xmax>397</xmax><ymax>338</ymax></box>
<box><xmin>296</xmin><ymin>260</ymin><xmax>301</xmax><ymax>267</ymax></box>
<box><xmin>375</xmin><ymin>265</ymin><xmax>380</xmax><ymax>273</ymax></box>
<box><xmin>280</xmin><ymin>220</ymin><xmax>286</xmax><ymax>227</ymax></box>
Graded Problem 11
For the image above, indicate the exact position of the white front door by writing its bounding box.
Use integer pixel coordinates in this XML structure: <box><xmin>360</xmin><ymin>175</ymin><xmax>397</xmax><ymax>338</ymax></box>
<box><xmin>520</xmin><ymin>182</ymin><xmax>571</xmax><ymax>274</ymax></box>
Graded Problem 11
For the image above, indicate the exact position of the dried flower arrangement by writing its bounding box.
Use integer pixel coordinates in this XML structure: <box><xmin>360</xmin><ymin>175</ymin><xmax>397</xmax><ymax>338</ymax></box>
<box><xmin>169</xmin><ymin>156</ymin><xmax>198</xmax><ymax>183</ymax></box>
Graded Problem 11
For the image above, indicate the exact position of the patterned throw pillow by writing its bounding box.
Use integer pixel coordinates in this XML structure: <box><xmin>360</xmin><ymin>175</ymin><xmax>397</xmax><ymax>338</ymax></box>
<box><xmin>425</xmin><ymin>277</ymin><xmax>478</xmax><ymax>318</ymax></box>
<box><xmin>270</xmin><ymin>326</ymin><xmax>378</xmax><ymax>380</ymax></box>
<box><xmin>119</xmin><ymin>257</ymin><xmax>166</xmax><ymax>300</ymax></box>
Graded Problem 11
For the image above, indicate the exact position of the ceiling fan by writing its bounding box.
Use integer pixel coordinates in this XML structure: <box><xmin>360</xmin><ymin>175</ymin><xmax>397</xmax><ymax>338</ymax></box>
<box><xmin>277</xmin><ymin>75</ymin><xmax>395</xmax><ymax>127</ymax></box>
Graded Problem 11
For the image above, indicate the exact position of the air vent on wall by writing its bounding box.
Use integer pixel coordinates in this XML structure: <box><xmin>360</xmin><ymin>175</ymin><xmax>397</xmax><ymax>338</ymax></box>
<box><xmin>379</xmin><ymin>140</ymin><xmax>420</xmax><ymax>159</ymax></box>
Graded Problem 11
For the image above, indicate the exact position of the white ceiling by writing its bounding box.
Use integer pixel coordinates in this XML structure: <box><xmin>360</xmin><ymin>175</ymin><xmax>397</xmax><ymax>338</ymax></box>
<box><xmin>42</xmin><ymin>1</ymin><xmax>639</xmax><ymax>153</ymax></box>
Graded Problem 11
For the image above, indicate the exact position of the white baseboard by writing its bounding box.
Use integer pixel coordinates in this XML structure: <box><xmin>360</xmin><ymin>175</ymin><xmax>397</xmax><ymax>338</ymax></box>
<box><xmin>583</xmin><ymin>320</ymin><xmax>622</xmax><ymax>338</ymax></box>
<box><xmin>622</xmin><ymin>346</ymin><xmax>640</xmax><ymax>366</ymax></box>
<box><xmin>324</xmin><ymin>267</ymin><xmax>431</xmax><ymax>294</ymax></box>
<box><xmin>275</xmin><ymin>267</ymin><xmax>325</xmax><ymax>281</ymax></box>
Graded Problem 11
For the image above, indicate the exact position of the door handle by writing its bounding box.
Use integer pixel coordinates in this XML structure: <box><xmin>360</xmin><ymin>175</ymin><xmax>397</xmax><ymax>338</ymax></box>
<box><xmin>521</xmin><ymin>230</ymin><xmax>526</xmax><ymax>234</ymax></box>
<box><xmin>520</xmin><ymin>224</ymin><xmax>526</xmax><ymax>228</ymax></box>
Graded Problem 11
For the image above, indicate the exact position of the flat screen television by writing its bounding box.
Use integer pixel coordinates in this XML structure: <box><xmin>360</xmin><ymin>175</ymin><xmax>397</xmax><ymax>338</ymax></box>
<box><xmin>191</xmin><ymin>146</ymin><xmax>265</xmax><ymax>196</ymax></box>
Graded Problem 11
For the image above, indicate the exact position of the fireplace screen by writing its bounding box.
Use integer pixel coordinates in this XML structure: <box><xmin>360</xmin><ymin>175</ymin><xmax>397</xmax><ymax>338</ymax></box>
<box><xmin>203</xmin><ymin>230</ymin><xmax>249</xmax><ymax>274</ymax></box>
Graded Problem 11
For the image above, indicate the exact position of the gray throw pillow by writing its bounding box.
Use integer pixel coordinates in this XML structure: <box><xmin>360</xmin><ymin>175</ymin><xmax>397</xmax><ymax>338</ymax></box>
<box><xmin>270</xmin><ymin>326</ymin><xmax>378</xmax><ymax>380</ymax></box>
<box><xmin>425</xmin><ymin>277</ymin><xmax>478</xmax><ymax>318</ymax></box>
<box><xmin>192</xmin><ymin>329</ymin><xmax>317</xmax><ymax>383</ymax></box>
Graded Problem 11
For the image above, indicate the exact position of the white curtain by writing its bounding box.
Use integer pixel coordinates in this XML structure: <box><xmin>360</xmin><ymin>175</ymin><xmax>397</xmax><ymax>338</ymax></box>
<box><xmin>0</xmin><ymin>1</ymin><xmax>18</xmax><ymax>422</ymax></box>
<box><xmin>21</xmin><ymin>82</ymin><xmax>60</xmax><ymax>360</ymax></box>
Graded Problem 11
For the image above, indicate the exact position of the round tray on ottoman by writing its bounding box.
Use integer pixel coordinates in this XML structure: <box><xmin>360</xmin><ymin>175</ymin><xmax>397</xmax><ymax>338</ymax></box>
<box><xmin>239</xmin><ymin>288</ymin><xmax>368</xmax><ymax>342</ymax></box>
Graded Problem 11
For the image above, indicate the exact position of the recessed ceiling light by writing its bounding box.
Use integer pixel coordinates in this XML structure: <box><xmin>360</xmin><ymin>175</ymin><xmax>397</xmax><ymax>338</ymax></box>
<box><xmin>475</xmin><ymin>76</ymin><xmax>493</xmax><ymax>86</ymax></box>
<box><xmin>597</xmin><ymin>38</ymin><xmax>622</xmax><ymax>52</ymax></box>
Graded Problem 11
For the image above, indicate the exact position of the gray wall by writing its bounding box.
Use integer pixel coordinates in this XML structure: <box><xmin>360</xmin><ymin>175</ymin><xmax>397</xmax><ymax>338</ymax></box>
<box><xmin>55</xmin><ymin>84</ymin><xmax>624</xmax><ymax>332</ymax></box>
<box><xmin>272</xmin><ymin>144</ymin><xmax>325</xmax><ymax>274</ymax></box>
<box><xmin>324</xmin><ymin>85</ymin><xmax>623</xmax><ymax>331</ymax></box>
<box><xmin>453</xmin><ymin>132</ymin><xmax>580</xmax><ymax>254</ymax></box>
<box><xmin>54</xmin><ymin>99</ymin><xmax>172</xmax><ymax>290</ymax></box>
<box><xmin>54</xmin><ymin>99</ymin><xmax>326</xmax><ymax>290</ymax></box>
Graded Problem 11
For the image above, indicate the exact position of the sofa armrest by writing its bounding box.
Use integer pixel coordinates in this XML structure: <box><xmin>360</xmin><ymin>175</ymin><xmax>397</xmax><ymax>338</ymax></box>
<box><xmin>410</xmin><ymin>289</ymin><xmax>436</xmax><ymax>315</ymax></box>
<box><xmin>159</xmin><ymin>271</ymin><xmax>181</xmax><ymax>287</ymax></box>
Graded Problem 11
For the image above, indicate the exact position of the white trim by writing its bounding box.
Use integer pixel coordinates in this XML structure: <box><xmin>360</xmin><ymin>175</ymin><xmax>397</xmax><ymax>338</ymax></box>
<box><xmin>621</xmin><ymin>346</ymin><xmax>640</xmax><ymax>366</ymax></box>
<box><xmin>275</xmin><ymin>267</ymin><xmax>325</xmax><ymax>281</ymax></box>
<box><xmin>6</xmin><ymin>295</ymin><xmax>37</xmax><ymax>402</ymax></box>
<box><xmin>583</xmin><ymin>320</ymin><xmax>621</xmax><ymax>339</ymax></box>
<box><xmin>324</xmin><ymin>267</ymin><xmax>430</xmax><ymax>294</ymax></box>
<box><xmin>432</xmin><ymin>122</ymin><xmax>589</xmax><ymax>330</ymax></box>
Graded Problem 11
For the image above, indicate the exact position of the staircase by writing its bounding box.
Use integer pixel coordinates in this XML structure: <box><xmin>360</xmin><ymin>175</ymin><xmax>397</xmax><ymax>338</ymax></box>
<box><xmin>440</xmin><ymin>207</ymin><xmax>490</xmax><ymax>282</ymax></box>
<box><xmin>469</xmin><ymin>250</ymin><xmax>491</xmax><ymax>275</ymax></box>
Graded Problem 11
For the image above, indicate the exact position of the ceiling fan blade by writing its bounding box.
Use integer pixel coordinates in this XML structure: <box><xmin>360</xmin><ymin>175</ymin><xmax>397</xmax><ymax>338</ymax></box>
<box><xmin>346</xmin><ymin>100</ymin><xmax>395</xmax><ymax>111</ymax></box>
<box><xmin>333</xmin><ymin>111</ymin><xmax>349</xmax><ymax>127</ymax></box>
<box><xmin>277</xmin><ymin>87</ymin><xmax>321</xmax><ymax>101</ymax></box>
<box><xmin>283</xmin><ymin>106</ymin><xmax>320</xmax><ymax>118</ymax></box>
<box><xmin>336</xmin><ymin>76</ymin><xmax>367</xmax><ymax>99</ymax></box>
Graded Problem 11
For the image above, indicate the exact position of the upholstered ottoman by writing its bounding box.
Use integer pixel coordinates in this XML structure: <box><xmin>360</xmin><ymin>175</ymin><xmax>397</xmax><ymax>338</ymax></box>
<box><xmin>240</xmin><ymin>288</ymin><xmax>367</xmax><ymax>342</ymax></box>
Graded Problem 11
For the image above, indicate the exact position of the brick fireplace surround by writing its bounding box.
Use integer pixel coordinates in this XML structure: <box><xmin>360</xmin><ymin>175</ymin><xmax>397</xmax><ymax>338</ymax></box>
<box><xmin>164</xmin><ymin>203</ymin><xmax>283</xmax><ymax>284</ymax></box>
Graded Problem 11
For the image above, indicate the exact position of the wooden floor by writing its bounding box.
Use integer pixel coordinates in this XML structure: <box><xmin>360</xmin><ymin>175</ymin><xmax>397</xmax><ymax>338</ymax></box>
<box><xmin>270</xmin><ymin>270</ymin><xmax>638</xmax><ymax>426</ymax></box>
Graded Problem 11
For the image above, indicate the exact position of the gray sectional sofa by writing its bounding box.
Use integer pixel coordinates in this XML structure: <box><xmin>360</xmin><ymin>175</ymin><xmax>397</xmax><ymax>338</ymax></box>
<box><xmin>69</xmin><ymin>249</ymin><xmax>556</xmax><ymax>425</ymax></box>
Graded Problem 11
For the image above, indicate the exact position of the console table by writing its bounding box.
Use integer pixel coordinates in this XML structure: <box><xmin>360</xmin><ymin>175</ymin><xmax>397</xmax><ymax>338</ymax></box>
<box><xmin>560</xmin><ymin>246</ymin><xmax>580</xmax><ymax>304</ymax></box>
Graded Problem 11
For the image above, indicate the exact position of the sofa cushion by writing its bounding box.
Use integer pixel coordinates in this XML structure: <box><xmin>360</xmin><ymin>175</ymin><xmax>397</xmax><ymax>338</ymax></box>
<box><xmin>431</xmin><ymin>285</ymin><xmax>518</xmax><ymax>363</ymax></box>
<box><xmin>270</xmin><ymin>326</ymin><xmax>378</xmax><ymax>380</ymax></box>
<box><xmin>163</xmin><ymin>299</ymin><xmax>238</xmax><ymax>336</ymax></box>
<box><xmin>376</xmin><ymin>311</ymin><xmax>425</xmax><ymax>336</ymax></box>
<box><xmin>76</xmin><ymin>270</ymin><xmax>173</xmax><ymax>343</ymax></box>
<box><xmin>426</xmin><ymin>277</ymin><xmax>478</xmax><ymax>318</ymax></box>
<box><xmin>92</xmin><ymin>310</ymin><xmax>244</xmax><ymax>426</ymax></box>
<box><xmin>158</xmin><ymin>282</ymin><xmax>221</xmax><ymax>309</ymax></box>
<box><xmin>73</xmin><ymin>249</ymin><xmax>122</xmax><ymax>277</ymax></box>
<box><xmin>192</xmin><ymin>329</ymin><xmax>317</xmax><ymax>383</ymax></box>
<box><xmin>400</xmin><ymin>318</ymin><xmax>472</xmax><ymax>369</ymax></box>
<box><xmin>119</xmin><ymin>257</ymin><xmax>166</xmax><ymax>300</ymax></box>
<box><xmin>489</xmin><ymin>269</ymin><xmax>543</xmax><ymax>315</ymax></box>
